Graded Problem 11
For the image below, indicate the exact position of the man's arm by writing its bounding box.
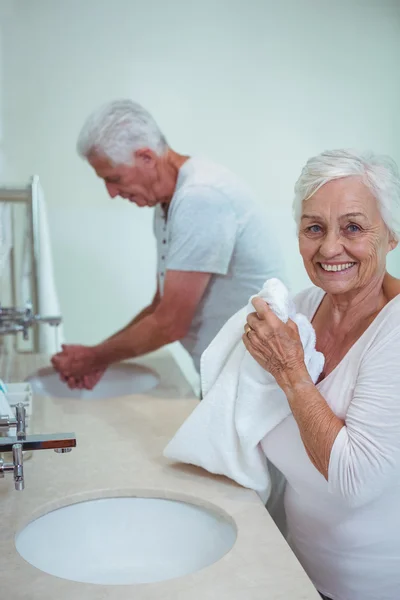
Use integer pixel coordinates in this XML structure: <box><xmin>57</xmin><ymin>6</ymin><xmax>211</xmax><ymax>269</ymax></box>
<box><xmin>53</xmin><ymin>270</ymin><xmax>211</xmax><ymax>377</ymax></box>
<box><xmin>93</xmin><ymin>270</ymin><xmax>211</xmax><ymax>364</ymax></box>
<box><xmin>51</xmin><ymin>284</ymin><xmax>159</xmax><ymax>384</ymax></box>
<box><xmin>106</xmin><ymin>285</ymin><xmax>161</xmax><ymax>341</ymax></box>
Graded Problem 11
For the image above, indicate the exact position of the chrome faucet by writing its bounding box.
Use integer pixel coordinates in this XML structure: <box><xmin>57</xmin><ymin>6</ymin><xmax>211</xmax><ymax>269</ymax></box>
<box><xmin>0</xmin><ymin>301</ymin><xmax>62</xmax><ymax>339</ymax></box>
<box><xmin>0</xmin><ymin>403</ymin><xmax>76</xmax><ymax>490</ymax></box>
<box><xmin>0</xmin><ymin>401</ymin><xmax>25</xmax><ymax>434</ymax></box>
<box><xmin>0</xmin><ymin>443</ymin><xmax>24</xmax><ymax>490</ymax></box>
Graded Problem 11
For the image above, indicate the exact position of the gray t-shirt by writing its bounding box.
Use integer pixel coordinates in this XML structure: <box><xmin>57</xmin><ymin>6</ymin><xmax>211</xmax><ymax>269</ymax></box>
<box><xmin>153</xmin><ymin>157</ymin><xmax>286</xmax><ymax>371</ymax></box>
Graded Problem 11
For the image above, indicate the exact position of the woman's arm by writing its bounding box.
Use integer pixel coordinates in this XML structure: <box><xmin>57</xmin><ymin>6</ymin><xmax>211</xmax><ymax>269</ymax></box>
<box><xmin>278</xmin><ymin>370</ymin><xmax>344</xmax><ymax>479</ymax></box>
<box><xmin>244</xmin><ymin>298</ymin><xmax>400</xmax><ymax>507</ymax></box>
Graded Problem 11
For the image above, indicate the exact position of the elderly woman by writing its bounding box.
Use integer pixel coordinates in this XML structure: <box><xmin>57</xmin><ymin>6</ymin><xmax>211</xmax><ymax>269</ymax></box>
<box><xmin>243</xmin><ymin>149</ymin><xmax>400</xmax><ymax>600</ymax></box>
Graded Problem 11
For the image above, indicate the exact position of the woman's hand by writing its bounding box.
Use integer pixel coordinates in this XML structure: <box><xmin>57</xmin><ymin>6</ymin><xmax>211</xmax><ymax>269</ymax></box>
<box><xmin>242</xmin><ymin>297</ymin><xmax>306</xmax><ymax>389</ymax></box>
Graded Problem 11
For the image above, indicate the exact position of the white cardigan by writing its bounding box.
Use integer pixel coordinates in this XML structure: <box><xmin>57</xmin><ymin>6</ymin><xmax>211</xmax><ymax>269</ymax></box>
<box><xmin>263</xmin><ymin>286</ymin><xmax>400</xmax><ymax>600</ymax></box>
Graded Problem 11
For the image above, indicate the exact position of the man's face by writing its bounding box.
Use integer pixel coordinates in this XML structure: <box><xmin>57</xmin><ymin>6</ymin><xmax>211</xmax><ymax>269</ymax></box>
<box><xmin>88</xmin><ymin>151</ymin><xmax>160</xmax><ymax>208</ymax></box>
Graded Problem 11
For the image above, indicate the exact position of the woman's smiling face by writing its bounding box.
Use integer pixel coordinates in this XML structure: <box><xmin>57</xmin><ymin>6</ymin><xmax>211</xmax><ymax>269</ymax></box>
<box><xmin>299</xmin><ymin>176</ymin><xmax>397</xmax><ymax>296</ymax></box>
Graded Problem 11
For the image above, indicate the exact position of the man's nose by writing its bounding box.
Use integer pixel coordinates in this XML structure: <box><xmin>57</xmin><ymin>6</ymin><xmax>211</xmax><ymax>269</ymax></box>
<box><xmin>105</xmin><ymin>182</ymin><xmax>119</xmax><ymax>198</ymax></box>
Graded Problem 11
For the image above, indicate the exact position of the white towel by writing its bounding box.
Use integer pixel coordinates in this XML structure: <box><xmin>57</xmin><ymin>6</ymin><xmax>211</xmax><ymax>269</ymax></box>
<box><xmin>21</xmin><ymin>176</ymin><xmax>65</xmax><ymax>353</ymax></box>
<box><xmin>164</xmin><ymin>278</ymin><xmax>324</xmax><ymax>502</ymax></box>
<box><xmin>0</xmin><ymin>201</ymin><xmax>12</xmax><ymax>277</ymax></box>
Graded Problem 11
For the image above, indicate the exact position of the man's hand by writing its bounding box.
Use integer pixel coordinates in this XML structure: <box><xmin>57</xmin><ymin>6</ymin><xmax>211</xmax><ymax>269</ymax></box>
<box><xmin>51</xmin><ymin>270</ymin><xmax>211</xmax><ymax>385</ymax></box>
<box><xmin>59</xmin><ymin>369</ymin><xmax>106</xmax><ymax>390</ymax></box>
<box><xmin>51</xmin><ymin>344</ymin><xmax>106</xmax><ymax>382</ymax></box>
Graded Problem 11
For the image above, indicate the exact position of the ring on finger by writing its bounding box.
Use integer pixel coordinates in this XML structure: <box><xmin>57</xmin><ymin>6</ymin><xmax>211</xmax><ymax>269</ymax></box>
<box><xmin>244</xmin><ymin>323</ymin><xmax>253</xmax><ymax>336</ymax></box>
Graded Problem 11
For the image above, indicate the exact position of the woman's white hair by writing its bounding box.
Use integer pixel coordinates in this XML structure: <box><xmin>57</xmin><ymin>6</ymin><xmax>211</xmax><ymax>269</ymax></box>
<box><xmin>293</xmin><ymin>149</ymin><xmax>400</xmax><ymax>241</ymax></box>
<box><xmin>77</xmin><ymin>99</ymin><xmax>168</xmax><ymax>165</ymax></box>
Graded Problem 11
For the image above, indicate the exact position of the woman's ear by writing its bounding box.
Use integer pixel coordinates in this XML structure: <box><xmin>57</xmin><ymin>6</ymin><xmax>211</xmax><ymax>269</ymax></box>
<box><xmin>388</xmin><ymin>235</ymin><xmax>398</xmax><ymax>252</ymax></box>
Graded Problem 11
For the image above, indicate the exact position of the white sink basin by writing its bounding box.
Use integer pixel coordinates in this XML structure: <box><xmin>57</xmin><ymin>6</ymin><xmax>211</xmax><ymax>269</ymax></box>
<box><xmin>26</xmin><ymin>363</ymin><xmax>160</xmax><ymax>399</ymax></box>
<box><xmin>15</xmin><ymin>497</ymin><xmax>236</xmax><ymax>585</ymax></box>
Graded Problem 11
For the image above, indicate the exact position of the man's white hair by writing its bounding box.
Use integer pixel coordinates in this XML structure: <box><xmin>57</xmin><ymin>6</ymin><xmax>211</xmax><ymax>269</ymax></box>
<box><xmin>293</xmin><ymin>149</ymin><xmax>400</xmax><ymax>241</ymax></box>
<box><xmin>77</xmin><ymin>99</ymin><xmax>168</xmax><ymax>165</ymax></box>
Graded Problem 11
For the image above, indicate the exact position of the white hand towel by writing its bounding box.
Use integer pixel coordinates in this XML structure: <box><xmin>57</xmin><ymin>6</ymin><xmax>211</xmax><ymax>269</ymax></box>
<box><xmin>21</xmin><ymin>176</ymin><xmax>65</xmax><ymax>353</ymax></box>
<box><xmin>164</xmin><ymin>278</ymin><xmax>324</xmax><ymax>501</ymax></box>
<box><xmin>0</xmin><ymin>202</ymin><xmax>12</xmax><ymax>277</ymax></box>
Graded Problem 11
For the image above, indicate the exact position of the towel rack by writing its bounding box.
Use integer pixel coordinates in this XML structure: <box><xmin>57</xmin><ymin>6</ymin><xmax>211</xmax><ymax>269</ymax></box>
<box><xmin>0</xmin><ymin>179</ymin><xmax>39</xmax><ymax>352</ymax></box>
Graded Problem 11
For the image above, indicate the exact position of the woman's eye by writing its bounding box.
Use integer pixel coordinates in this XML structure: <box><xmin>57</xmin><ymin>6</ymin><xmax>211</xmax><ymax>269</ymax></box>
<box><xmin>307</xmin><ymin>225</ymin><xmax>322</xmax><ymax>233</ymax></box>
<box><xmin>346</xmin><ymin>223</ymin><xmax>361</xmax><ymax>233</ymax></box>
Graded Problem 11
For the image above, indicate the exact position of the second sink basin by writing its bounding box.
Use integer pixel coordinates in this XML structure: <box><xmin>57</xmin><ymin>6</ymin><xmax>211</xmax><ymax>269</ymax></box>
<box><xmin>15</xmin><ymin>496</ymin><xmax>237</xmax><ymax>585</ymax></box>
<box><xmin>26</xmin><ymin>363</ymin><xmax>160</xmax><ymax>399</ymax></box>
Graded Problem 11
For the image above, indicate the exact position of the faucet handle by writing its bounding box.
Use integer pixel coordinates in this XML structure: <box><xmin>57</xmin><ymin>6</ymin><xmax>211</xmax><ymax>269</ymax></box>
<box><xmin>12</xmin><ymin>443</ymin><xmax>24</xmax><ymax>491</ymax></box>
<box><xmin>22</xmin><ymin>302</ymin><xmax>33</xmax><ymax>340</ymax></box>
<box><xmin>15</xmin><ymin>403</ymin><xmax>26</xmax><ymax>439</ymax></box>
<box><xmin>24</xmin><ymin>300</ymin><xmax>33</xmax><ymax>316</ymax></box>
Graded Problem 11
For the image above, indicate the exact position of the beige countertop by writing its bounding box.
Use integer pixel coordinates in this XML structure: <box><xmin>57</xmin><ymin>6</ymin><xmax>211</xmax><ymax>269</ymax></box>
<box><xmin>0</xmin><ymin>351</ymin><xmax>320</xmax><ymax>600</ymax></box>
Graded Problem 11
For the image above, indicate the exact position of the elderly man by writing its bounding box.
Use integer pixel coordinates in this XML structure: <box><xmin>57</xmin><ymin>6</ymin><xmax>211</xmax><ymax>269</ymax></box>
<box><xmin>52</xmin><ymin>99</ymin><xmax>285</xmax><ymax>389</ymax></box>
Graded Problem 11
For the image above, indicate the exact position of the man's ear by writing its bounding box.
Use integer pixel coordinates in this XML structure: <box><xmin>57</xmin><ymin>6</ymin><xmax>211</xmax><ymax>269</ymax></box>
<box><xmin>134</xmin><ymin>148</ymin><xmax>157</xmax><ymax>168</ymax></box>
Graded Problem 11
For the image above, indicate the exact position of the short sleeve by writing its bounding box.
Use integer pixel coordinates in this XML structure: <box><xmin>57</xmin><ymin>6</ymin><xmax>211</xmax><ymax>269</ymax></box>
<box><xmin>328</xmin><ymin>324</ymin><xmax>400</xmax><ymax>507</ymax></box>
<box><xmin>166</xmin><ymin>186</ymin><xmax>238</xmax><ymax>275</ymax></box>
